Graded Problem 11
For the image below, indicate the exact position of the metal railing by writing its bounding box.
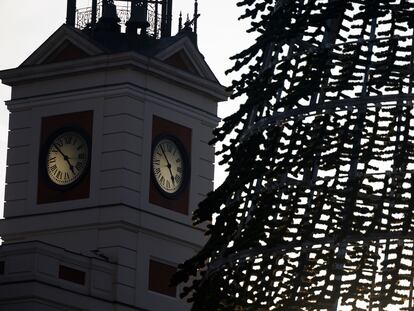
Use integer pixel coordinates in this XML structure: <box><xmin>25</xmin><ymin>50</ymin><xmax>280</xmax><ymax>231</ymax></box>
<box><xmin>75</xmin><ymin>0</ymin><xmax>163</xmax><ymax>38</ymax></box>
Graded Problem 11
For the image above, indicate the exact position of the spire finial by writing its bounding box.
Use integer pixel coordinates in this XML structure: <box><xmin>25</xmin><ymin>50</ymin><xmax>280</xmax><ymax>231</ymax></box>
<box><xmin>179</xmin><ymin>11</ymin><xmax>183</xmax><ymax>32</ymax></box>
<box><xmin>182</xmin><ymin>6</ymin><xmax>200</xmax><ymax>35</ymax></box>
<box><xmin>193</xmin><ymin>0</ymin><xmax>198</xmax><ymax>34</ymax></box>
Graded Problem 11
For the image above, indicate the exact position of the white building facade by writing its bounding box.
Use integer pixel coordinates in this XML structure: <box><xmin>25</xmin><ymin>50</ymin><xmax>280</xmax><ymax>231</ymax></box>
<box><xmin>0</xmin><ymin>1</ymin><xmax>226</xmax><ymax>310</ymax></box>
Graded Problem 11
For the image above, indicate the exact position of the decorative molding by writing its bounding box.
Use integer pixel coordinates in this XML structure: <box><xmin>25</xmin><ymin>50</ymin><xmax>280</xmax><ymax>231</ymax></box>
<box><xmin>21</xmin><ymin>25</ymin><xmax>105</xmax><ymax>67</ymax></box>
<box><xmin>155</xmin><ymin>36</ymin><xmax>218</xmax><ymax>82</ymax></box>
<box><xmin>0</xmin><ymin>51</ymin><xmax>228</xmax><ymax>103</ymax></box>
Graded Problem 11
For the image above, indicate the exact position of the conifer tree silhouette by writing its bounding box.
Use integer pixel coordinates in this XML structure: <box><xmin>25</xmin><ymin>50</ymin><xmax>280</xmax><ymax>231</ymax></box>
<box><xmin>175</xmin><ymin>1</ymin><xmax>414</xmax><ymax>310</ymax></box>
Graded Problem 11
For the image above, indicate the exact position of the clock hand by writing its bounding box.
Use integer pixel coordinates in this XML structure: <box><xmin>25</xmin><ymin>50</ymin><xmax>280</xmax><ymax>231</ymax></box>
<box><xmin>53</xmin><ymin>144</ymin><xmax>69</xmax><ymax>160</ymax></box>
<box><xmin>53</xmin><ymin>144</ymin><xmax>75</xmax><ymax>174</ymax></box>
<box><xmin>160</xmin><ymin>145</ymin><xmax>175</xmax><ymax>185</ymax></box>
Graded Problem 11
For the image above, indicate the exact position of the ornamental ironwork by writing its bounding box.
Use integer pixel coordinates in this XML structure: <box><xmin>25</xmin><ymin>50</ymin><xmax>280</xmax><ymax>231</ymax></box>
<box><xmin>75</xmin><ymin>0</ymin><xmax>163</xmax><ymax>38</ymax></box>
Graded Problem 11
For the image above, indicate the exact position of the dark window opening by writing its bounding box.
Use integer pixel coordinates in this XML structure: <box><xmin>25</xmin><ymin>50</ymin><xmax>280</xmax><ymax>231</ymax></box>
<box><xmin>59</xmin><ymin>265</ymin><xmax>85</xmax><ymax>285</ymax></box>
<box><xmin>0</xmin><ymin>261</ymin><xmax>4</xmax><ymax>275</ymax></box>
<box><xmin>148</xmin><ymin>259</ymin><xmax>177</xmax><ymax>297</ymax></box>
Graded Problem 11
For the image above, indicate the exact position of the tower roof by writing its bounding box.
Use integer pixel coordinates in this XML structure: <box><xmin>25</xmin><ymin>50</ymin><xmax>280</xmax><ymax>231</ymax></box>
<box><xmin>16</xmin><ymin>24</ymin><xmax>220</xmax><ymax>84</ymax></box>
<box><xmin>0</xmin><ymin>0</ymin><xmax>227</xmax><ymax>102</ymax></box>
<box><xmin>0</xmin><ymin>24</ymin><xmax>228</xmax><ymax>103</ymax></box>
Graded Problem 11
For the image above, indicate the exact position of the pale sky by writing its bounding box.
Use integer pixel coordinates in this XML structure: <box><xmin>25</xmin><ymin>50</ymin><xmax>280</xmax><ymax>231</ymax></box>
<box><xmin>0</xmin><ymin>0</ymin><xmax>253</xmax><ymax>218</ymax></box>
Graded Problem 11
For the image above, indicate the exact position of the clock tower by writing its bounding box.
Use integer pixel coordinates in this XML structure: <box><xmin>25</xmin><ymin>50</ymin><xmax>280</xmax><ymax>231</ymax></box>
<box><xmin>0</xmin><ymin>1</ymin><xmax>227</xmax><ymax>310</ymax></box>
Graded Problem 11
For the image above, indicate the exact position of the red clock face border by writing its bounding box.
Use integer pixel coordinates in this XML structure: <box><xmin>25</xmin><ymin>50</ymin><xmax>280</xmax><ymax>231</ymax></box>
<box><xmin>37</xmin><ymin>110</ymin><xmax>93</xmax><ymax>204</ymax></box>
<box><xmin>149</xmin><ymin>116</ymin><xmax>191</xmax><ymax>215</ymax></box>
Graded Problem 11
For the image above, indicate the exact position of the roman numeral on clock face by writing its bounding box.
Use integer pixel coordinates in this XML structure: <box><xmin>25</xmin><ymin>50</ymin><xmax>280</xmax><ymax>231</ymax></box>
<box><xmin>46</xmin><ymin>130</ymin><xmax>89</xmax><ymax>187</ymax></box>
<box><xmin>152</xmin><ymin>138</ymin><xmax>185</xmax><ymax>195</ymax></box>
<box><xmin>64</xmin><ymin>136</ymin><xmax>72</xmax><ymax>144</ymax></box>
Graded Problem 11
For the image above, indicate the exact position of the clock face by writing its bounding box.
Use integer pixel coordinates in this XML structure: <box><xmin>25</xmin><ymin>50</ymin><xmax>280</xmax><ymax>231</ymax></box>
<box><xmin>45</xmin><ymin>130</ymin><xmax>90</xmax><ymax>187</ymax></box>
<box><xmin>152</xmin><ymin>137</ymin><xmax>186</xmax><ymax>195</ymax></box>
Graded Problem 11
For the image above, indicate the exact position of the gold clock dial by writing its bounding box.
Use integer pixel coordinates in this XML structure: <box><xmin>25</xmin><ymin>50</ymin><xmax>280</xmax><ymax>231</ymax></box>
<box><xmin>46</xmin><ymin>130</ymin><xmax>89</xmax><ymax>186</ymax></box>
<box><xmin>152</xmin><ymin>138</ymin><xmax>185</xmax><ymax>195</ymax></box>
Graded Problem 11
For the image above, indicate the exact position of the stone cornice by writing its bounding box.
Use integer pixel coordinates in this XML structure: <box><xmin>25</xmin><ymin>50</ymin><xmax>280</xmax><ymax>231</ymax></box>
<box><xmin>0</xmin><ymin>51</ymin><xmax>229</xmax><ymax>102</ymax></box>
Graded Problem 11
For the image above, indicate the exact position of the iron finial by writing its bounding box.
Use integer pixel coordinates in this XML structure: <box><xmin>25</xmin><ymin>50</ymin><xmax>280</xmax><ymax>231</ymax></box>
<box><xmin>179</xmin><ymin>11</ymin><xmax>183</xmax><ymax>32</ymax></box>
<box><xmin>194</xmin><ymin>0</ymin><xmax>198</xmax><ymax>34</ymax></box>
